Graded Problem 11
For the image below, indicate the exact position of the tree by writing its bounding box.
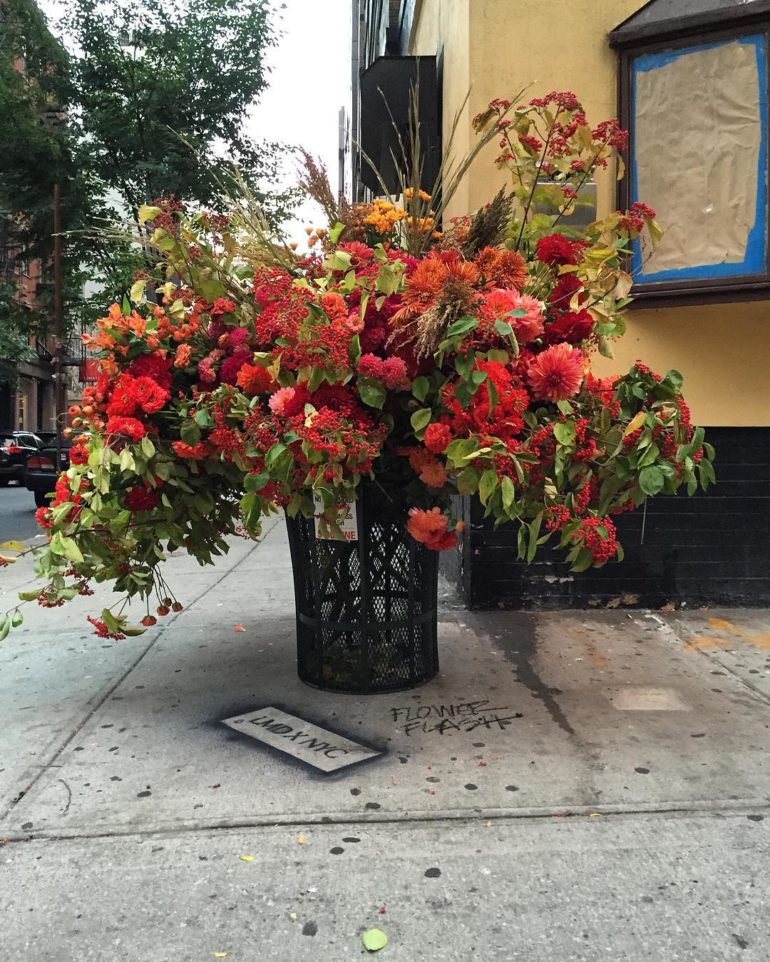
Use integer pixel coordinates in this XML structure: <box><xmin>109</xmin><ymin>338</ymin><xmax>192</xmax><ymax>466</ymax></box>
<box><xmin>65</xmin><ymin>0</ymin><xmax>294</xmax><ymax>224</ymax></box>
<box><xmin>0</xmin><ymin>0</ymin><xmax>87</xmax><ymax>380</ymax></box>
<box><xmin>0</xmin><ymin>0</ymin><xmax>294</xmax><ymax>345</ymax></box>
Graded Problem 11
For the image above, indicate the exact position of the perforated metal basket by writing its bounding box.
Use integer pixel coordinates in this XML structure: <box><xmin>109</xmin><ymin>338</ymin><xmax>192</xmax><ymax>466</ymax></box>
<box><xmin>285</xmin><ymin>484</ymin><xmax>439</xmax><ymax>694</ymax></box>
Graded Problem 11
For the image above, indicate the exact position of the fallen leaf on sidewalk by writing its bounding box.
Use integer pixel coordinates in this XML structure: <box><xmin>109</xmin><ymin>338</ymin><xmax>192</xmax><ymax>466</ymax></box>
<box><xmin>0</xmin><ymin>540</ymin><xmax>25</xmax><ymax>552</ymax></box>
<box><xmin>362</xmin><ymin>928</ymin><xmax>388</xmax><ymax>952</ymax></box>
<box><xmin>233</xmin><ymin>624</ymin><xmax>246</xmax><ymax>632</ymax></box>
<box><xmin>240</xmin><ymin>854</ymin><xmax>254</xmax><ymax>862</ymax></box>
<box><xmin>297</xmin><ymin>833</ymin><xmax>306</xmax><ymax>844</ymax></box>
<box><xmin>213</xmin><ymin>954</ymin><xmax>227</xmax><ymax>959</ymax></box>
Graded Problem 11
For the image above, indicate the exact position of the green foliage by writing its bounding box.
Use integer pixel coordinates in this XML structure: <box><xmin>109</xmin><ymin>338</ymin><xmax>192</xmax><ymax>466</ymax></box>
<box><xmin>0</xmin><ymin>0</ymin><xmax>296</xmax><ymax>350</ymax></box>
<box><xmin>63</xmin><ymin>0</ymin><xmax>295</xmax><ymax>224</ymax></box>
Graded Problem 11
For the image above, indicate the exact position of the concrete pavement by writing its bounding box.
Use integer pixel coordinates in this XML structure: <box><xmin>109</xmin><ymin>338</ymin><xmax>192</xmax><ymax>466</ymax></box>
<box><xmin>0</xmin><ymin>520</ymin><xmax>768</xmax><ymax>961</ymax></box>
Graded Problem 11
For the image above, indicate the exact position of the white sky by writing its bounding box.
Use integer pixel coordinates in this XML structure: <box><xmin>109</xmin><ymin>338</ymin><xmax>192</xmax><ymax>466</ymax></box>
<box><xmin>37</xmin><ymin>0</ymin><xmax>352</xmax><ymax>244</ymax></box>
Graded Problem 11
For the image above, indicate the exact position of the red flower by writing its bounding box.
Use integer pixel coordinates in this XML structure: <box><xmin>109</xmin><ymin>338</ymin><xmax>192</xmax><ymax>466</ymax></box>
<box><xmin>357</xmin><ymin>354</ymin><xmax>409</xmax><ymax>390</ymax></box>
<box><xmin>129</xmin><ymin>354</ymin><xmax>172</xmax><ymax>388</ymax></box>
<box><xmin>320</xmin><ymin>292</ymin><xmax>348</xmax><ymax>319</ymax></box>
<box><xmin>171</xmin><ymin>440</ymin><xmax>210</xmax><ymax>460</ymax></box>
<box><xmin>219</xmin><ymin>352</ymin><xmax>250</xmax><ymax>385</ymax></box>
<box><xmin>406</xmin><ymin>507</ymin><xmax>459</xmax><ymax>551</ymax></box>
<box><xmin>69</xmin><ymin>444</ymin><xmax>89</xmax><ymax>465</ymax></box>
<box><xmin>131</xmin><ymin>376</ymin><xmax>170</xmax><ymax>414</ymax></box>
<box><xmin>480</xmin><ymin>288</ymin><xmax>544</xmax><ymax>344</ymax></box>
<box><xmin>124</xmin><ymin>486</ymin><xmax>160</xmax><ymax>512</ymax></box>
<box><xmin>106</xmin><ymin>373</ymin><xmax>138</xmax><ymax>417</ymax></box>
<box><xmin>236</xmin><ymin>363</ymin><xmax>274</xmax><ymax>396</ymax></box>
<box><xmin>35</xmin><ymin>505</ymin><xmax>53</xmax><ymax>529</ymax></box>
<box><xmin>527</xmin><ymin>343</ymin><xmax>584</xmax><ymax>401</ymax></box>
<box><xmin>105</xmin><ymin>416</ymin><xmax>146</xmax><ymax>441</ymax></box>
<box><xmin>543</xmin><ymin>309</ymin><xmax>595</xmax><ymax>345</ymax></box>
<box><xmin>535</xmin><ymin>233</ymin><xmax>586</xmax><ymax>267</ymax></box>
<box><xmin>210</xmin><ymin>298</ymin><xmax>237</xmax><ymax>316</ymax></box>
<box><xmin>424</xmin><ymin>422</ymin><xmax>452</xmax><ymax>454</ymax></box>
<box><xmin>548</xmin><ymin>274</ymin><xmax>585</xmax><ymax>312</ymax></box>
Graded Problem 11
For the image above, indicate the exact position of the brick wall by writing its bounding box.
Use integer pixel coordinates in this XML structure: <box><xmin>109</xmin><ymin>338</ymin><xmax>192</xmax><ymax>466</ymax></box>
<box><xmin>442</xmin><ymin>428</ymin><xmax>770</xmax><ymax>609</ymax></box>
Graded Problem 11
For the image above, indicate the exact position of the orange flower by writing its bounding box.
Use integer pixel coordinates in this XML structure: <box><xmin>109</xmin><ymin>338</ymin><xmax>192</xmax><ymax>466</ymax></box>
<box><xmin>406</xmin><ymin>507</ymin><xmax>459</xmax><ymax>551</ymax></box>
<box><xmin>174</xmin><ymin>344</ymin><xmax>192</xmax><ymax>368</ymax></box>
<box><xmin>392</xmin><ymin>251</ymin><xmax>480</xmax><ymax>325</ymax></box>
<box><xmin>172</xmin><ymin>440</ymin><xmax>210</xmax><ymax>460</ymax></box>
<box><xmin>399</xmin><ymin>446</ymin><xmax>448</xmax><ymax>488</ymax></box>
<box><xmin>236</xmin><ymin>363</ymin><xmax>274</xmax><ymax>396</ymax></box>
<box><xmin>474</xmin><ymin>247</ymin><xmax>528</xmax><ymax>290</ymax></box>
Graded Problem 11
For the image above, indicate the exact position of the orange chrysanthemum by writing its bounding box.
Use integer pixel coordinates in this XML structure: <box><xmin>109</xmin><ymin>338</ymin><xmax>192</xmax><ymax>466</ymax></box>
<box><xmin>392</xmin><ymin>252</ymin><xmax>480</xmax><ymax>326</ymax></box>
<box><xmin>474</xmin><ymin>247</ymin><xmax>528</xmax><ymax>290</ymax></box>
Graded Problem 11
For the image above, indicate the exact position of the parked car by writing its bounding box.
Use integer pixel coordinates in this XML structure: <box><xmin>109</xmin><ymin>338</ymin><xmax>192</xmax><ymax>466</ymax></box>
<box><xmin>24</xmin><ymin>439</ymin><xmax>71</xmax><ymax>507</ymax></box>
<box><xmin>0</xmin><ymin>431</ymin><xmax>45</xmax><ymax>485</ymax></box>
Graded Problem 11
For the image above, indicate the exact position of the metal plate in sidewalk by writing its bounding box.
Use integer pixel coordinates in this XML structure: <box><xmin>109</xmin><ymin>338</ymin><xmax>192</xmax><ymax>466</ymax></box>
<box><xmin>222</xmin><ymin>707</ymin><xmax>382</xmax><ymax>773</ymax></box>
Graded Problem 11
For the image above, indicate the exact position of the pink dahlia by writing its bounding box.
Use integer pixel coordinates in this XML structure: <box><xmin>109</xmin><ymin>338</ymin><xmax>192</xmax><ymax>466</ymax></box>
<box><xmin>527</xmin><ymin>343</ymin><xmax>584</xmax><ymax>402</ymax></box>
<box><xmin>268</xmin><ymin>386</ymin><xmax>297</xmax><ymax>416</ymax></box>
<box><xmin>481</xmin><ymin>288</ymin><xmax>544</xmax><ymax>344</ymax></box>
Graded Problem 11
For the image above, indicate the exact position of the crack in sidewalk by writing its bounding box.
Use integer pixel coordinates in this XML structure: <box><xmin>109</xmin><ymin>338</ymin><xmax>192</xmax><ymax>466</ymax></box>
<box><xmin>3</xmin><ymin>796</ymin><xmax>768</xmax><ymax>845</ymax></box>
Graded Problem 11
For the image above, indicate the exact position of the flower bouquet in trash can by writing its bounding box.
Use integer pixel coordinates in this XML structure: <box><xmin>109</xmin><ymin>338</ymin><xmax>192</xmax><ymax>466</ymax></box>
<box><xmin>1</xmin><ymin>89</ymin><xmax>715</xmax><ymax>641</ymax></box>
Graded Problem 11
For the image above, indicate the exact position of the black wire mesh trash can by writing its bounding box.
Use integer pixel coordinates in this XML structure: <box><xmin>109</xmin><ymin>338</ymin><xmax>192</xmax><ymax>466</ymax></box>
<box><xmin>285</xmin><ymin>485</ymin><xmax>440</xmax><ymax>694</ymax></box>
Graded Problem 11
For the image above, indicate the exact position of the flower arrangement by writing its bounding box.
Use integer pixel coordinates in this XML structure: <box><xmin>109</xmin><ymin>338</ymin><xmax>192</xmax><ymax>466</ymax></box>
<box><xmin>2</xmin><ymin>90</ymin><xmax>715</xmax><ymax>639</ymax></box>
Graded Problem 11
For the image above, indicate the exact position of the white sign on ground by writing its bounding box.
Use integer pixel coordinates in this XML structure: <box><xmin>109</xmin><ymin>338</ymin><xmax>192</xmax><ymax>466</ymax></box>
<box><xmin>221</xmin><ymin>707</ymin><xmax>381</xmax><ymax>773</ymax></box>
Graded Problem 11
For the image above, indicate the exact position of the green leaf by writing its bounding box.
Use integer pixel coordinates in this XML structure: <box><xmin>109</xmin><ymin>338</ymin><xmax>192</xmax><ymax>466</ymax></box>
<box><xmin>141</xmin><ymin>436</ymin><xmax>156</xmax><ymax>459</ymax></box>
<box><xmin>358</xmin><ymin>379</ymin><xmax>386</xmax><ymax>410</ymax></box>
<box><xmin>501</xmin><ymin>476</ymin><xmax>516</xmax><ymax>512</ymax></box>
<box><xmin>478</xmin><ymin>469</ymin><xmax>498</xmax><ymax>506</ymax></box>
<box><xmin>445</xmin><ymin>315</ymin><xmax>478</xmax><ymax>338</ymax></box>
<box><xmin>11</xmin><ymin>609</ymin><xmax>23</xmax><ymax>628</ymax></box>
<box><xmin>410</xmin><ymin>408</ymin><xmax>432</xmax><ymax>434</ymax></box>
<box><xmin>456</xmin><ymin>465</ymin><xmax>479</xmax><ymax>495</ymax></box>
<box><xmin>0</xmin><ymin>618</ymin><xmax>9</xmax><ymax>642</ymax></box>
<box><xmin>362</xmin><ymin>929</ymin><xmax>388</xmax><ymax>952</ymax></box>
<box><xmin>194</xmin><ymin>408</ymin><xmax>213</xmax><ymax>429</ymax></box>
<box><xmin>527</xmin><ymin>512</ymin><xmax>543</xmax><ymax>563</ymax></box>
<box><xmin>412</xmin><ymin>375</ymin><xmax>430</xmax><ymax>403</ymax></box>
<box><xmin>553</xmin><ymin>421</ymin><xmax>576</xmax><ymax>447</ymax></box>
<box><xmin>445</xmin><ymin>438</ymin><xmax>478</xmax><ymax>464</ymax></box>
<box><xmin>570</xmin><ymin>546</ymin><xmax>595</xmax><ymax>573</ymax></box>
<box><xmin>18</xmin><ymin>589</ymin><xmax>40</xmax><ymax>602</ymax></box>
<box><xmin>180</xmin><ymin>420</ymin><xmax>201</xmax><ymax>445</ymax></box>
<box><xmin>266</xmin><ymin>443</ymin><xmax>288</xmax><ymax>468</ymax></box>
<box><xmin>328</xmin><ymin>222</ymin><xmax>345</xmax><ymax>244</ymax></box>
<box><xmin>638</xmin><ymin>465</ymin><xmax>665</xmax><ymax>496</ymax></box>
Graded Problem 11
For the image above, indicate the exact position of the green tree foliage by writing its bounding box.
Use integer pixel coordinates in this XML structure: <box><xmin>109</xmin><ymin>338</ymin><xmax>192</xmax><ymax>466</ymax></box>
<box><xmin>65</xmin><ymin>0</ymin><xmax>294</xmax><ymax>223</ymax></box>
<box><xmin>0</xmin><ymin>0</ymin><xmax>294</xmax><ymax>349</ymax></box>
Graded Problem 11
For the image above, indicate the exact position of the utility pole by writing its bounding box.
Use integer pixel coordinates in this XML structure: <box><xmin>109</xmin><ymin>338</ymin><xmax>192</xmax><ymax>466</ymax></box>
<box><xmin>53</xmin><ymin>181</ymin><xmax>65</xmax><ymax>468</ymax></box>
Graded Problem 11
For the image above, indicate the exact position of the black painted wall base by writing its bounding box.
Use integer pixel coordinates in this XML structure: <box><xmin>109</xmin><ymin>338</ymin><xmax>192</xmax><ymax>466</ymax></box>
<box><xmin>441</xmin><ymin>428</ymin><xmax>770</xmax><ymax>609</ymax></box>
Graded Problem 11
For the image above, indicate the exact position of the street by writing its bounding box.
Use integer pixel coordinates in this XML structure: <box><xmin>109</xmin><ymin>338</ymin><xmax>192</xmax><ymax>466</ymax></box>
<box><xmin>0</xmin><ymin>483</ymin><xmax>46</xmax><ymax>542</ymax></box>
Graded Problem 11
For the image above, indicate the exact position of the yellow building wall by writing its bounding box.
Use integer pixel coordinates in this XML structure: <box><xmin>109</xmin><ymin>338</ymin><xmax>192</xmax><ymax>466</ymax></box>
<box><xmin>410</xmin><ymin>0</ymin><xmax>472</xmax><ymax>217</ymax></box>
<box><xmin>409</xmin><ymin>0</ymin><xmax>770</xmax><ymax>426</ymax></box>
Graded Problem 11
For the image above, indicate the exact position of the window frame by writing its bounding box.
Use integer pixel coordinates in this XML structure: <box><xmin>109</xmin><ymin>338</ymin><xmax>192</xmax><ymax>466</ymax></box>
<box><xmin>617</xmin><ymin>21</ymin><xmax>770</xmax><ymax>305</ymax></box>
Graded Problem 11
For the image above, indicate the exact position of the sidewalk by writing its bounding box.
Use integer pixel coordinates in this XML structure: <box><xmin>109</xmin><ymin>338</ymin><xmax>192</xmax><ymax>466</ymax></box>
<box><xmin>1</xmin><ymin>521</ymin><xmax>768</xmax><ymax>961</ymax></box>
